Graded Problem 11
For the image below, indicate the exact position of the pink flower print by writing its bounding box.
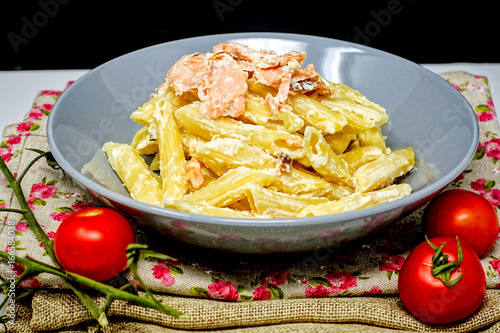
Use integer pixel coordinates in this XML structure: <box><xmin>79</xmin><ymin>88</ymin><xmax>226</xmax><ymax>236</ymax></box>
<box><xmin>28</xmin><ymin>104</ymin><xmax>52</xmax><ymax>119</ymax></box>
<box><xmin>483</xmin><ymin>189</ymin><xmax>500</xmax><ymax>208</ymax></box>
<box><xmin>161</xmin><ymin>274</ymin><xmax>175</xmax><ymax>287</ymax></box>
<box><xmin>19</xmin><ymin>276</ymin><xmax>42</xmax><ymax>289</ymax></box>
<box><xmin>71</xmin><ymin>201</ymin><xmax>97</xmax><ymax>212</ymax></box>
<box><xmin>50</xmin><ymin>211</ymin><xmax>70</xmax><ymax>222</ymax></box>
<box><xmin>484</xmin><ymin>138</ymin><xmax>500</xmax><ymax>160</ymax></box>
<box><xmin>261</xmin><ymin>269</ymin><xmax>291</xmax><ymax>287</ymax></box>
<box><xmin>46</xmin><ymin>231</ymin><xmax>56</xmax><ymax>240</ymax></box>
<box><xmin>253</xmin><ymin>286</ymin><xmax>272</xmax><ymax>301</ymax></box>
<box><xmin>449</xmin><ymin>82</ymin><xmax>461</xmax><ymax>91</ymax></box>
<box><xmin>15</xmin><ymin>222</ymin><xmax>29</xmax><ymax>232</ymax></box>
<box><xmin>379</xmin><ymin>254</ymin><xmax>405</xmax><ymax>272</ymax></box>
<box><xmin>305</xmin><ymin>284</ymin><xmax>330</xmax><ymax>298</ymax></box>
<box><xmin>16</xmin><ymin>121</ymin><xmax>36</xmax><ymax>134</ymax></box>
<box><xmin>471</xmin><ymin>178</ymin><xmax>487</xmax><ymax>192</ymax></box>
<box><xmin>28</xmin><ymin>183</ymin><xmax>57</xmax><ymax>209</ymax></box>
<box><xmin>151</xmin><ymin>264</ymin><xmax>175</xmax><ymax>287</ymax></box>
<box><xmin>207</xmin><ymin>280</ymin><xmax>239</xmax><ymax>301</ymax></box>
<box><xmin>362</xmin><ymin>286</ymin><xmax>383</xmax><ymax>295</ymax></box>
<box><xmin>28</xmin><ymin>108</ymin><xmax>44</xmax><ymax>120</ymax></box>
<box><xmin>490</xmin><ymin>259</ymin><xmax>500</xmax><ymax>275</ymax></box>
<box><xmin>487</xmin><ymin>99</ymin><xmax>496</xmax><ymax>112</ymax></box>
<box><xmin>325</xmin><ymin>272</ymin><xmax>358</xmax><ymax>294</ymax></box>
<box><xmin>470</xmin><ymin>178</ymin><xmax>500</xmax><ymax>207</ymax></box>
<box><xmin>10</xmin><ymin>263</ymin><xmax>42</xmax><ymax>288</ymax></box>
<box><xmin>475</xmin><ymin>101</ymin><xmax>496</xmax><ymax>122</ymax></box>
<box><xmin>65</xmin><ymin>81</ymin><xmax>75</xmax><ymax>89</ymax></box>
<box><xmin>478</xmin><ymin>111</ymin><xmax>495</xmax><ymax>122</ymax></box>
<box><xmin>40</xmin><ymin>90</ymin><xmax>62</xmax><ymax>96</ymax></box>
<box><xmin>152</xmin><ymin>264</ymin><xmax>168</xmax><ymax>279</ymax></box>
<box><xmin>12</xmin><ymin>262</ymin><xmax>25</xmax><ymax>276</ymax></box>
<box><xmin>6</xmin><ymin>136</ymin><xmax>21</xmax><ymax>146</ymax></box>
<box><xmin>30</xmin><ymin>183</ymin><xmax>57</xmax><ymax>200</ymax></box>
<box><xmin>0</xmin><ymin>147</ymin><xmax>12</xmax><ymax>162</ymax></box>
<box><xmin>486</xmin><ymin>99</ymin><xmax>496</xmax><ymax>113</ymax></box>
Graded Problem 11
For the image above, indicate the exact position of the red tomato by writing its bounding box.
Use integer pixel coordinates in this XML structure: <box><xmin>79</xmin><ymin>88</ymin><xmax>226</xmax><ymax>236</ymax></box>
<box><xmin>423</xmin><ymin>189</ymin><xmax>499</xmax><ymax>257</ymax></box>
<box><xmin>398</xmin><ymin>237</ymin><xmax>486</xmax><ymax>325</ymax></box>
<box><xmin>54</xmin><ymin>207</ymin><xmax>135</xmax><ymax>281</ymax></box>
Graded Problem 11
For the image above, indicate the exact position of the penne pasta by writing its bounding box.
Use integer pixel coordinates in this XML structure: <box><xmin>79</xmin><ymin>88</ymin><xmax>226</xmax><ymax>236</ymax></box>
<box><xmin>101</xmin><ymin>43</ymin><xmax>416</xmax><ymax>219</ymax></box>
<box><xmin>194</xmin><ymin>137</ymin><xmax>332</xmax><ymax>196</ymax></box>
<box><xmin>130</xmin><ymin>125</ymin><xmax>158</xmax><ymax>155</ymax></box>
<box><xmin>242</xmin><ymin>92</ymin><xmax>304</xmax><ymax>133</ymax></box>
<box><xmin>175</xmin><ymin>102</ymin><xmax>305</xmax><ymax>159</ymax></box>
<box><xmin>353</xmin><ymin>147</ymin><xmax>415</xmax><ymax>193</ymax></box>
<box><xmin>341</xmin><ymin>146</ymin><xmax>384</xmax><ymax>171</ymax></box>
<box><xmin>164</xmin><ymin>198</ymin><xmax>261</xmax><ymax>218</ymax></box>
<box><xmin>322</xmin><ymin>78</ymin><xmax>388</xmax><ymax>123</ymax></box>
<box><xmin>245</xmin><ymin>183</ymin><xmax>329</xmax><ymax>218</ymax></box>
<box><xmin>320</xmin><ymin>98</ymin><xmax>387</xmax><ymax>130</ymax></box>
<box><xmin>303</xmin><ymin>126</ymin><xmax>352</xmax><ymax>186</ymax></box>
<box><xmin>323</xmin><ymin>125</ymin><xmax>358</xmax><ymax>155</ymax></box>
<box><xmin>180</xmin><ymin>129</ymin><xmax>209</xmax><ymax>157</ymax></box>
<box><xmin>298</xmin><ymin>183</ymin><xmax>412</xmax><ymax>217</ymax></box>
<box><xmin>183</xmin><ymin>167</ymin><xmax>275</xmax><ymax>207</ymax></box>
<box><xmin>103</xmin><ymin>142</ymin><xmax>163</xmax><ymax>206</ymax></box>
<box><xmin>130</xmin><ymin>92</ymin><xmax>166</xmax><ymax>126</ymax></box>
<box><xmin>153</xmin><ymin>94</ymin><xmax>188</xmax><ymax>200</ymax></box>
<box><xmin>357</xmin><ymin>125</ymin><xmax>387</xmax><ymax>154</ymax></box>
<box><xmin>288</xmin><ymin>95</ymin><xmax>347</xmax><ymax>134</ymax></box>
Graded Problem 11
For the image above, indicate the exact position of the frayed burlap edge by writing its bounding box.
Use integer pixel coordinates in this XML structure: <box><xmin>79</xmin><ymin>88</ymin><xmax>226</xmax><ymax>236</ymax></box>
<box><xmin>19</xmin><ymin>289</ymin><xmax>500</xmax><ymax>332</ymax></box>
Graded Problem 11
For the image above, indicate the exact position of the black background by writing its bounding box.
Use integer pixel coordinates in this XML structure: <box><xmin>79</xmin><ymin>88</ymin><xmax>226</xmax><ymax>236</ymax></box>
<box><xmin>1</xmin><ymin>0</ymin><xmax>497</xmax><ymax>70</ymax></box>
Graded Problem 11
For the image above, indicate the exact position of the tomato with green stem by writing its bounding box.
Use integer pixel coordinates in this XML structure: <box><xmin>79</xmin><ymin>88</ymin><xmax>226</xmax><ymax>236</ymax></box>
<box><xmin>398</xmin><ymin>236</ymin><xmax>486</xmax><ymax>325</ymax></box>
<box><xmin>423</xmin><ymin>189</ymin><xmax>499</xmax><ymax>257</ymax></box>
<box><xmin>54</xmin><ymin>207</ymin><xmax>136</xmax><ymax>281</ymax></box>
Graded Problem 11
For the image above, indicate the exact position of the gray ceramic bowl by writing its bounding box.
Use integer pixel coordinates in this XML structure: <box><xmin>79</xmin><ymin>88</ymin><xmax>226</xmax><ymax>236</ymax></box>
<box><xmin>47</xmin><ymin>33</ymin><xmax>478</xmax><ymax>253</ymax></box>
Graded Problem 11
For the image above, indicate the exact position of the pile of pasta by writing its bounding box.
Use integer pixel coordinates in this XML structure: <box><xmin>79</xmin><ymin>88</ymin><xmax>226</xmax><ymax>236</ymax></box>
<box><xmin>103</xmin><ymin>47</ymin><xmax>415</xmax><ymax>219</ymax></box>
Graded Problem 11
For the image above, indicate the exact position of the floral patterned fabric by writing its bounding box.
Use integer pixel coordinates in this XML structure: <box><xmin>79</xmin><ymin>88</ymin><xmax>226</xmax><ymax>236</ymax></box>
<box><xmin>0</xmin><ymin>72</ymin><xmax>499</xmax><ymax>303</ymax></box>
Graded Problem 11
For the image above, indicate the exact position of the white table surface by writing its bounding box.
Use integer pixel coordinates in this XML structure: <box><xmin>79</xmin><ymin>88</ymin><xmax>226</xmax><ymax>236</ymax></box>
<box><xmin>0</xmin><ymin>64</ymin><xmax>499</xmax><ymax>130</ymax></box>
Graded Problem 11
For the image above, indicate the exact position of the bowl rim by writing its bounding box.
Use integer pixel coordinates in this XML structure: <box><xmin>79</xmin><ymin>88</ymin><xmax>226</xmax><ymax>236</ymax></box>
<box><xmin>47</xmin><ymin>32</ymin><xmax>480</xmax><ymax>228</ymax></box>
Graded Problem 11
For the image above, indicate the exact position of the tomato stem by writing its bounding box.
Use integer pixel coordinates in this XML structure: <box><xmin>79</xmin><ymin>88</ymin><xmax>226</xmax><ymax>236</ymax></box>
<box><xmin>0</xmin><ymin>149</ymin><xmax>186</xmax><ymax>326</ymax></box>
<box><xmin>0</xmin><ymin>150</ymin><xmax>58</xmax><ymax>266</ymax></box>
<box><xmin>425</xmin><ymin>235</ymin><xmax>465</xmax><ymax>287</ymax></box>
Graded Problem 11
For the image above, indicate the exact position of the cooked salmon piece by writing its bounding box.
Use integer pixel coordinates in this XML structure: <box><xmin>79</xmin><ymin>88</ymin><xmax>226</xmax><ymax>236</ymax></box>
<box><xmin>290</xmin><ymin>64</ymin><xmax>331</xmax><ymax>96</ymax></box>
<box><xmin>264</xmin><ymin>71</ymin><xmax>292</xmax><ymax>113</ymax></box>
<box><xmin>198</xmin><ymin>53</ymin><xmax>248</xmax><ymax>119</ymax></box>
<box><xmin>279</xmin><ymin>50</ymin><xmax>307</xmax><ymax>68</ymax></box>
<box><xmin>167</xmin><ymin>52</ymin><xmax>207</xmax><ymax>95</ymax></box>
<box><xmin>214</xmin><ymin>42</ymin><xmax>280</xmax><ymax>72</ymax></box>
<box><xmin>166</xmin><ymin>43</ymin><xmax>330</xmax><ymax>118</ymax></box>
<box><xmin>187</xmin><ymin>157</ymin><xmax>204</xmax><ymax>189</ymax></box>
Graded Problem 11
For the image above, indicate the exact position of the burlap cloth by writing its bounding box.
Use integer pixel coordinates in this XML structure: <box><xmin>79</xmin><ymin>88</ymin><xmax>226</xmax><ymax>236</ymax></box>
<box><xmin>1</xmin><ymin>72</ymin><xmax>499</xmax><ymax>332</ymax></box>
